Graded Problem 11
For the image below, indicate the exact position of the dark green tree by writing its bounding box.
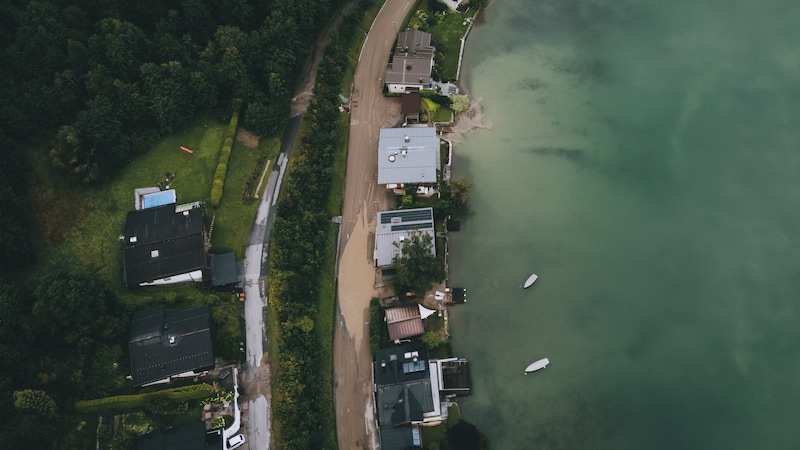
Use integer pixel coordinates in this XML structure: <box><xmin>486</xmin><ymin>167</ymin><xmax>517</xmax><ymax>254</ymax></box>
<box><xmin>446</xmin><ymin>420</ymin><xmax>491</xmax><ymax>450</ymax></box>
<box><xmin>392</xmin><ymin>231</ymin><xmax>445</xmax><ymax>297</ymax></box>
<box><xmin>32</xmin><ymin>271</ymin><xmax>124</xmax><ymax>353</ymax></box>
<box><xmin>448</xmin><ymin>176</ymin><xmax>472</xmax><ymax>209</ymax></box>
<box><xmin>13</xmin><ymin>389</ymin><xmax>59</xmax><ymax>418</ymax></box>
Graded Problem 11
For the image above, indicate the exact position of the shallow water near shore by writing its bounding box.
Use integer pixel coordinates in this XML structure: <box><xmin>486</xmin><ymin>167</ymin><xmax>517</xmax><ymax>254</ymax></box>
<box><xmin>447</xmin><ymin>0</ymin><xmax>800</xmax><ymax>448</ymax></box>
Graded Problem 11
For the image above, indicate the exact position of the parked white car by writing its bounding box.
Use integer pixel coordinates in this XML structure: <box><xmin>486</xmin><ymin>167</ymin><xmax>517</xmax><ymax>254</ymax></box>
<box><xmin>227</xmin><ymin>434</ymin><xmax>246</xmax><ymax>449</ymax></box>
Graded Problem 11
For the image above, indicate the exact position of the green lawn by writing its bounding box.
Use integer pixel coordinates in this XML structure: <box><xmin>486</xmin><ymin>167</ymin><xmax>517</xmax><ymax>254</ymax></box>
<box><xmin>39</xmin><ymin>113</ymin><xmax>279</xmax><ymax>292</ymax></box>
<box><xmin>426</xmin><ymin>8</ymin><xmax>477</xmax><ymax>81</ymax></box>
<box><xmin>43</xmin><ymin>118</ymin><xmax>225</xmax><ymax>289</ymax></box>
<box><xmin>211</xmin><ymin>135</ymin><xmax>281</xmax><ymax>258</ymax></box>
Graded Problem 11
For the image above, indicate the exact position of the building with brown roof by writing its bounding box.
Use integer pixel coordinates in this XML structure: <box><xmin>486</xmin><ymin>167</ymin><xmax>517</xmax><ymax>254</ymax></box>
<box><xmin>385</xmin><ymin>30</ymin><xmax>435</xmax><ymax>93</ymax></box>
<box><xmin>385</xmin><ymin>304</ymin><xmax>425</xmax><ymax>341</ymax></box>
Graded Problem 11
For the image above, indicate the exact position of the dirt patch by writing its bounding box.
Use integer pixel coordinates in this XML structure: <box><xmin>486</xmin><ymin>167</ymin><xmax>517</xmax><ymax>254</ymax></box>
<box><xmin>236</xmin><ymin>128</ymin><xmax>259</xmax><ymax>149</ymax></box>
<box><xmin>451</xmin><ymin>97</ymin><xmax>492</xmax><ymax>139</ymax></box>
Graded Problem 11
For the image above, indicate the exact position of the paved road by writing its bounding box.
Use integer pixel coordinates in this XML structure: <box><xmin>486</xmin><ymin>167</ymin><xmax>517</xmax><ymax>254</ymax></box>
<box><xmin>241</xmin><ymin>116</ymin><xmax>301</xmax><ymax>450</ymax></box>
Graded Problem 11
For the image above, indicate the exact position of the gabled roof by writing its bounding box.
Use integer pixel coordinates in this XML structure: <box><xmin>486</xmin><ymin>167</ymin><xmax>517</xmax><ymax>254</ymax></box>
<box><xmin>374</xmin><ymin>208</ymin><xmax>435</xmax><ymax>267</ymax></box>
<box><xmin>385</xmin><ymin>30</ymin><xmax>435</xmax><ymax>87</ymax></box>
<box><xmin>377</xmin><ymin>127</ymin><xmax>440</xmax><ymax>185</ymax></box>
<box><xmin>123</xmin><ymin>204</ymin><xmax>207</xmax><ymax>286</ymax></box>
<box><xmin>375</xmin><ymin>344</ymin><xmax>436</xmax><ymax>450</ymax></box>
<box><xmin>375</xmin><ymin>344</ymin><xmax>434</xmax><ymax>431</ymax></box>
<box><xmin>129</xmin><ymin>305</ymin><xmax>215</xmax><ymax>387</ymax></box>
<box><xmin>385</xmin><ymin>304</ymin><xmax>424</xmax><ymax>341</ymax></box>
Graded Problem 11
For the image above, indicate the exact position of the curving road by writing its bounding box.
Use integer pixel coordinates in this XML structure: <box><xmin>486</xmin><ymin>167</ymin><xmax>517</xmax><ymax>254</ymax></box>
<box><xmin>334</xmin><ymin>1</ymin><xmax>416</xmax><ymax>449</ymax></box>
<box><xmin>240</xmin><ymin>1</ymin><xmax>415</xmax><ymax>449</ymax></box>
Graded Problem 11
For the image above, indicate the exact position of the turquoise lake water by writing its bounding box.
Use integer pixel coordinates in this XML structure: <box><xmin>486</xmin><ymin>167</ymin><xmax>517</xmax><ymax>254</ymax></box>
<box><xmin>447</xmin><ymin>0</ymin><xmax>800</xmax><ymax>448</ymax></box>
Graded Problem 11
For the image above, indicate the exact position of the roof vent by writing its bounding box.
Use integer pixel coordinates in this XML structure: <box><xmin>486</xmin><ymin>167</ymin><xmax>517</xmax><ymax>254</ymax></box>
<box><xmin>401</xmin><ymin>149</ymin><xmax>408</xmax><ymax>157</ymax></box>
<box><xmin>129</xmin><ymin>236</ymin><xmax>138</xmax><ymax>243</ymax></box>
<box><xmin>151</xmin><ymin>249</ymin><xmax>159</xmax><ymax>258</ymax></box>
<box><xmin>404</xmin><ymin>135</ymin><xmax>410</xmax><ymax>143</ymax></box>
<box><xmin>388</xmin><ymin>154</ymin><xmax>397</xmax><ymax>163</ymax></box>
<box><xmin>169</xmin><ymin>336</ymin><xmax>176</xmax><ymax>346</ymax></box>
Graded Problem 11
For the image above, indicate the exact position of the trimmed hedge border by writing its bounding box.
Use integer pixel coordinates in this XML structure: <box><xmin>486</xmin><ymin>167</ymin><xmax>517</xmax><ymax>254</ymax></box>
<box><xmin>74</xmin><ymin>383</ymin><xmax>214</xmax><ymax>414</ymax></box>
<box><xmin>210</xmin><ymin>111</ymin><xmax>240</xmax><ymax>207</ymax></box>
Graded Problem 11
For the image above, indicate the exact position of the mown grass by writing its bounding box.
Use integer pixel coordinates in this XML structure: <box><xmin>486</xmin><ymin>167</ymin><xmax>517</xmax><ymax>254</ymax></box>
<box><xmin>43</xmin><ymin>117</ymin><xmax>225</xmax><ymax>290</ymax></box>
<box><xmin>211</xmin><ymin>136</ymin><xmax>281</xmax><ymax>258</ymax></box>
<box><xmin>37</xmin><ymin>112</ymin><xmax>278</xmax><ymax>296</ymax></box>
<box><xmin>427</xmin><ymin>7</ymin><xmax>477</xmax><ymax>81</ymax></box>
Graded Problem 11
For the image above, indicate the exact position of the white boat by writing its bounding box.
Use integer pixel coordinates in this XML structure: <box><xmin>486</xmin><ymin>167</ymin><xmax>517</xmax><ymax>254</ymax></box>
<box><xmin>523</xmin><ymin>273</ymin><xmax>539</xmax><ymax>288</ymax></box>
<box><xmin>524</xmin><ymin>358</ymin><xmax>550</xmax><ymax>374</ymax></box>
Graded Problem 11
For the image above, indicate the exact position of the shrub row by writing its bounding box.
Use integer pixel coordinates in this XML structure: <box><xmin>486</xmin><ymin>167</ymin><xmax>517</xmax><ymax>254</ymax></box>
<box><xmin>268</xmin><ymin>1</ymin><xmax>380</xmax><ymax>448</ymax></box>
<box><xmin>74</xmin><ymin>383</ymin><xmax>214</xmax><ymax>414</ymax></box>
<box><xmin>210</xmin><ymin>111</ymin><xmax>240</xmax><ymax>207</ymax></box>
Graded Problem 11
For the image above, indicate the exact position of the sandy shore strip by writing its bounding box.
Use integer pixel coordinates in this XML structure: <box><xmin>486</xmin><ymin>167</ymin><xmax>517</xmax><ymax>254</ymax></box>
<box><xmin>450</xmin><ymin>96</ymin><xmax>492</xmax><ymax>141</ymax></box>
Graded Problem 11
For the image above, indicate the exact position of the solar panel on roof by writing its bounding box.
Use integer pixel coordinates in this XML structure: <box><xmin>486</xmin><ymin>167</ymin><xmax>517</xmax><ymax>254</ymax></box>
<box><xmin>391</xmin><ymin>222</ymin><xmax>433</xmax><ymax>232</ymax></box>
<box><xmin>380</xmin><ymin>209</ymin><xmax>433</xmax><ymax>223</ymax></box>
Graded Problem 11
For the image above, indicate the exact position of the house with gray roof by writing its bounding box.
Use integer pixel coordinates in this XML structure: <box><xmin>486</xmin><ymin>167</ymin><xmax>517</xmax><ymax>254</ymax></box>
<box><xmin>377</xmin><ymin>127</ymin><xmax>440</xmax><ymax>189</ymax></box>
<box><xmin>385</xmin><ymin>30</ymin><xmax>436</xmax><ymax>93</ymax></box>
<box><xmin>374</xmin><ymin>207</ymin><xmax>435</xmax><ymax>268</ymax></box>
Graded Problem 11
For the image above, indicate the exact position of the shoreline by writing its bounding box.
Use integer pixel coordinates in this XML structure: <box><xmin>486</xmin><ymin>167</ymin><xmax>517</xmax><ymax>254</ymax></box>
<box><xmin>450</xmin><ymin>96</ymin><xmax>492</xmax><ymax>140</ymax></box>
<box><xmin>451</xmin><ymin>5</ymin><xmax>491</xmax><ymax>140</ymax></box>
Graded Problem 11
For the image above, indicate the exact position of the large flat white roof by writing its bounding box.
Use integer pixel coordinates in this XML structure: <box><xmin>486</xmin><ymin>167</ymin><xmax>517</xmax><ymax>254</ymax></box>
<box><xmin>377</xmin><ymin>127</ymin><xmax>440</xmax><ymax>185</ymax></box>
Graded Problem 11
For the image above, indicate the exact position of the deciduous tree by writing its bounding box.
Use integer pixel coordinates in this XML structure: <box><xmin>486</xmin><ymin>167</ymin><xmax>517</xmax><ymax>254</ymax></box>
<box><xmin>392</xmin><ymin>231</ymin><xmax>444</xmax><ymax>297</ymax></box>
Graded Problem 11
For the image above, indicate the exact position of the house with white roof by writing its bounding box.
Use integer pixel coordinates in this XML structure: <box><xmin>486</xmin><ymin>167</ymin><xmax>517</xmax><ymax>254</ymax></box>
<box><xmin>377</xmin><ymin>127</ymin><xmax>440</xmax><ymax>193</ymax></box>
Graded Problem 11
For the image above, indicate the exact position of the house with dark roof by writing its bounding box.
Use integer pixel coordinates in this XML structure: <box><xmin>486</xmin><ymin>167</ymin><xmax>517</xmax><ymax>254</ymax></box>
<box><xmin>128</xmin><ymin>305</ymin><xmax>215</xmax><ymax>387</ymax></box>
<box><xmin>377</xmin><ymin>127</ymin><xmax>440</xmax><ymax>191</ymax></box>
<box><xmin>137</xmin><ymin>421</ymin><xmax>223</xmax><ymax>450</ymax></box>
<box><xmin>385</xmin><ymin>30</ymin><xmax>435</xmax><ymax>93</ymax></box>
<box><xmin>208</xmin><ymin>252</ymin><xmax>240</xmax><ymax>289</ymax></box>
<box><xmin>374</xmin><ymin>343</ymin><xmax>440</xmax><ymax>450</ymax></box>
<box><xmin>123</xmin><ymin>203</ymin><xmax>207</xmax><ymax>287</ymax></box>
<box><xmin>374</xmin><ymin>208</ymin><xmax>436</xmax><ymax>268</ymax></box>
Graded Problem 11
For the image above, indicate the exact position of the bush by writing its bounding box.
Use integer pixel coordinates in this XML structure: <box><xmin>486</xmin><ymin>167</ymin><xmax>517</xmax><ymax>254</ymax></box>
<box><xmin>210</xmin><ymin>112</ymin><xmax>239</xmax><ymax>207</ymax></box>
<box><xmin>74</xmin><ymin>384</ymin><xmax>214</xmax><ymax>413</ymax></box>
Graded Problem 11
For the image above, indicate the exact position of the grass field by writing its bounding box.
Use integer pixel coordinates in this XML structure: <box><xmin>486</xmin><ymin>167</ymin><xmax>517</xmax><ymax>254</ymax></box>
<box><xmin>426</xmin><ymin>7</ymin><xmax>477</xmax><ymax>81</ymax></box>
<box><xmin>30</xmin><ymin>111</ymin><xmax>279</xmax><ymax>313</ymax></box>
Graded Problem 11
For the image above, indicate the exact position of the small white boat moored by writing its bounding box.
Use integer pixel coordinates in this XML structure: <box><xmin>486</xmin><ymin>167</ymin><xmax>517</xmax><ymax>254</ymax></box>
<box><xmin>524</xmin><ymin>358</ymin><xmax>550</xmax><ymax>374</ymax></box>
<box><xmin>523</xmin><ymin>273</ymin><xmax>539</xmax><ymax>289</ymax></box>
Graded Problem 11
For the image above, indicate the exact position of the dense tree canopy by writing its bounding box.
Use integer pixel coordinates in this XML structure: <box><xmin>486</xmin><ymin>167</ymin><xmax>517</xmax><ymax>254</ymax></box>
<box><xmin>0</xmin><ymin>0</ymin><xmax>343</xmax><ymax>183</ymax></box>
<box><xmin>392</xmin><ymin>230</ymin><xmax>445</xmax><ymax>297</ymax></box>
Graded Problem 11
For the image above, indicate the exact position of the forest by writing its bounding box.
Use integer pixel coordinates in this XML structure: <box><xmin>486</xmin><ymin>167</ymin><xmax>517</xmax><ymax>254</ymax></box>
<box><xmin>0</xmin><ymin>0</ymin><xmax>344</xmax><ymax>447</ymax></box>
<box><xmin>0</xmin><ymin>0</ymin><xmax>345</xmax><ymax>263</ymax></box>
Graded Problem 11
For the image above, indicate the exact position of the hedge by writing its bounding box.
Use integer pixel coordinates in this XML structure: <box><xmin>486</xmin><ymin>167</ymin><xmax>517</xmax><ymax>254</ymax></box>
<box><xmin>74</xmin><ymin>383</ymin><xmax>214</xmax><ymax>413</ymax></box>
<box><xmin>210</xmin><ymin>111</ymin><xmax>240</xmax><ymax>207</ymax></box>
